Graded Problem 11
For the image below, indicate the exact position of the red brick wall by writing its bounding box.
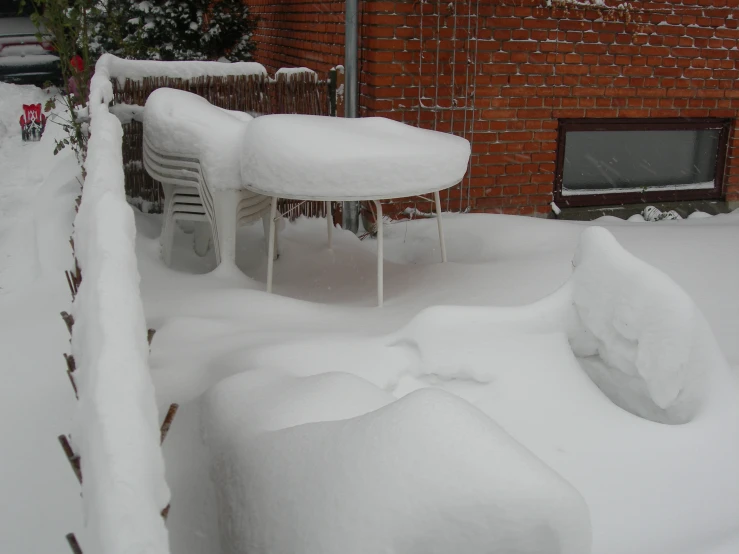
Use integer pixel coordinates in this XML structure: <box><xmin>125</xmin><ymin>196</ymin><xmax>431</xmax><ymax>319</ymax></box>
<box><xmin>249</xmin><ymin>0</ymin><xmax>346</xmax><ymax>74</ymax></box>
<box><xmin>253</xmin><ymin>0</ymin><xmax>739</xmax><ymax>215</ymax></box>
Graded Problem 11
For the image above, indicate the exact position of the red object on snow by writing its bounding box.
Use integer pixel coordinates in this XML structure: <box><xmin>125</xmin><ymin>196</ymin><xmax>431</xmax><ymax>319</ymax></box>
<box><xmin>70</xmin><ymin>54</ymin><xmax>84</xmax><ymax>73</ymax></box>
<box><xmin>19</xmin><ymin>104</ymin><xmax>47</xmax><ymax>142</ymax></box>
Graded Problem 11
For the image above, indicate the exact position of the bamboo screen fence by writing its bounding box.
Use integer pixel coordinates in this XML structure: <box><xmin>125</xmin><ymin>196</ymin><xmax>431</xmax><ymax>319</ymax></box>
<box><xmin>115</xmin><ymin>70</ymin><xmax>340</xmax><ymax>218</ymax></box>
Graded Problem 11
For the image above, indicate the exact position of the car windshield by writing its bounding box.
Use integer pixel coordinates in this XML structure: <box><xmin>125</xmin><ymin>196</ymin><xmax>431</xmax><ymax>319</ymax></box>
<box><xmin>0</xmin><ymin>1</ymin><xmax>34</xmax><ymax>18</ymax></box>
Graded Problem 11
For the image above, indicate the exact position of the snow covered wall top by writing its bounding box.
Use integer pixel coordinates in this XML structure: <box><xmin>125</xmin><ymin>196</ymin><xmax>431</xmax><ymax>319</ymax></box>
<box><xmin>70</xmin><ymin>56</ymin><xmax>171</xmax><ymax>553</ymax></box>
<box><xmin>96</xmin><ymin>53</ymin><xmax>267</xmax><ymax>85</ymax></box>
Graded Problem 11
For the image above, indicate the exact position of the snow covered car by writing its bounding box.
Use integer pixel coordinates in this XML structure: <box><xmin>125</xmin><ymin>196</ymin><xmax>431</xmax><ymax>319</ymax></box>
<box><xmin>0</xmin><ymin>3</ymin><xmax>61</xmax><ymax>86</ymax></box>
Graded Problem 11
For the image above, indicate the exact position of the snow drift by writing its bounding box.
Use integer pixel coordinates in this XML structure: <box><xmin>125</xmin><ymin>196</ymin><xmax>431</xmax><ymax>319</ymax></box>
<box><xmin>202</xmin><ymin>372</ymin><xmax>591</xmax><ymax>554</ymax></box>
<box><xmin>397</xmin><ymin>226</ymin><xmax>710</xmax><ymax>424</ymax></box>
<box><xmin>569</xmin><ymin>227</ymin><xmax>707</xmax><ymax>423</ymax></box>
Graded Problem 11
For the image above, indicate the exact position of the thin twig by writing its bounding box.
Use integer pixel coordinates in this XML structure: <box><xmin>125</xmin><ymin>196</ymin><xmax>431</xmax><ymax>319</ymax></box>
<box><xmin>147</xmin><ymin>328</ymin><xmax>156</xmax><ymax>346</ymax></box>
<box><xmin>160</xmin><ymin>403</ymin><xmax>179</xmax><ymax>444</ymax></box>
<box><xmin>67</xmin><ymin>371</ymin><xmax>78</xmax><ymax>399</ymax></box>
<box><xmin>58</xmin><ymin>435</ymin><xmax>82</xmax><ymax>483</ymax></box>
<box><xmin>74</xmin><ymin>259</ymin><xmax>81</xmax><ymax>285</ymax></box>
<box><xmin>64</xmin><ymin>353</ymin><xmax>78</xmax><ymax>398</ymax></box>
<box><xmin>66</xmin><ymin>533</ymin><xmax>83</xmax><ymax>554</ymax></box>
<box><xmin>65</xmin><ymin>271</ymin><xmax>77</xmax><ymax>300</ymax></box>
<box><xmin>60</xmin><ymin>312</ymin><xmax>75</xmax><ymax>335</ymax></box>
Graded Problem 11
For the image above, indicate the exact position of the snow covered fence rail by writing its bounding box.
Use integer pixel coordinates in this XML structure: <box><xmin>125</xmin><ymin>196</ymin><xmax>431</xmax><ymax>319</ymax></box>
<box><xmin>60</xmin><ymin>55</ymin><xmax>172</xmax><ymax>553</ymax></box>
<box><xmin>96</xmin><ymin>55</ymin><xmax>338</xmax><ymax>213</ymax></box>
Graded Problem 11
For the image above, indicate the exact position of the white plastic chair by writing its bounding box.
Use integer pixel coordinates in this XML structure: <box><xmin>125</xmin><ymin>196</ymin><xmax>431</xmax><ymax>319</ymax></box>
<box><xmin>142</xmin><ymin>133</ymin><xmax>273</xmax><ymax>266</ymax></box>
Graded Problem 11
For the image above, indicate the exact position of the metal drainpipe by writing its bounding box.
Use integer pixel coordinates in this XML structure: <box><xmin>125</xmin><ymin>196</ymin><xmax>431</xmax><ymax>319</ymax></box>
<box><xmin>342</xmin><ymin>0</ymin><xmax>360</xmax><ymax>233</ymax></box>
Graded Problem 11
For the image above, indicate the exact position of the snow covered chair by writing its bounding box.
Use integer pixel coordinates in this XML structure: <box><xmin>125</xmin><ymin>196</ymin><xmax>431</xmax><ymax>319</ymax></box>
<box><xmin>142</xmin><ymin>88</ymin><xmax>272</xmax><ymax>266</ymax></box>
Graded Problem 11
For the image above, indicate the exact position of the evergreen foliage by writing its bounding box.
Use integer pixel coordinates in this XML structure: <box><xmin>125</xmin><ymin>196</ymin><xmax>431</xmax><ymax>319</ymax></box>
<box><xmin>88</xmin><ymin>0</ymin><xmax>257</xmax><ymax>62</ymax></box>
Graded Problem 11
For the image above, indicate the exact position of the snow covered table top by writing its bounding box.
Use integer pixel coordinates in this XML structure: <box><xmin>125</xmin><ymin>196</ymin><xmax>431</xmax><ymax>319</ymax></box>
<box><xmin>240</xmin><ymin>115</ymin><xmax>471</xmax><ymax>200</ymax></box>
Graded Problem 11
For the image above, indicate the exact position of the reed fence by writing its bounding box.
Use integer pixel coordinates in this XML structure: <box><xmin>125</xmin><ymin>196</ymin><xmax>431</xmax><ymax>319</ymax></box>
<box><xmin>115</xmin><ymin>70</ymin><xmax>340</xmax><ymax>217</ymax></box>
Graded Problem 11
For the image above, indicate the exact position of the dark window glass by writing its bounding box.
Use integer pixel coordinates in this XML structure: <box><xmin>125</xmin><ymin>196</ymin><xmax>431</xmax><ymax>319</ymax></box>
<box><xmin>554</xmin><ymin>119</ymin><xmax>729</xmax><ymax>207</ymax></box>
<box><xmin>562</xmin><ymin>128</ymin><xmax>720</xmax><ymax>194</ymax></box>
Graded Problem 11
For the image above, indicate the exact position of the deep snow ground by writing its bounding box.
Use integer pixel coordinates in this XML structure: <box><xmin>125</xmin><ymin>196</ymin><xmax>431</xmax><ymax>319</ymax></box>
<box><xmin>0</xmin><ymin>83</ymin><xmax>82</xmax><ymax>552</ymax></box>
<box><xmin>141</xmin><ymin>209</ymin><xmax>739</xmax><ymax>554</ymax></box>
<box><xmin>1</xmin><ymin>80</ymin><xmax>739</xmax><ymax>554</ymax></box>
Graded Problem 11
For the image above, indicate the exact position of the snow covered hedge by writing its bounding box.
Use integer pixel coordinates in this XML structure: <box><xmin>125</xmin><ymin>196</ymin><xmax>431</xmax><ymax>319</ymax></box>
<box><xmin>70</xmin><ymin>56</ymin><xmax>170</xmax><ymax>553</ymax></box>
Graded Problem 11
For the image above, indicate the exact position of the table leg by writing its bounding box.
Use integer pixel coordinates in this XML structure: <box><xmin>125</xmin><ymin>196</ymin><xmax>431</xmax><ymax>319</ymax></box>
<box><xmin>267</xmin><ymin>197</ymin><xmax>278</xmax><ymax>293</ymax></box>
<box><xmin>326</xmin><ymin>201</ymin><xmax>333</xmax><ymax>249</ymax></box>
<box><xmin>373</xmin><ymin>200</ymin><xmax>384</xmax><ymax>307</ymax></box>
<box><xmin>434</xmin><ymin>190</ymin><xmax>447</xmax><ymax>263</ymax></box>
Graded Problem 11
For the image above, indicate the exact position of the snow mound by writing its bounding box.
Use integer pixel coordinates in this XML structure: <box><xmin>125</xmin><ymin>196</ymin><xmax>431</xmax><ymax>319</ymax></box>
<box><xmin>241</xmin><ymin>114</ymin><xmax>471</xmax><ymax>200</ymax></box>
<box><xmin>203</xmin><ymin>376</ymin><xmax>591</xmax><ymax>554</ymax></box>
<box><xmin>395</xmin><ymin>227</ymin><xmax>709</xmax><ymax>424</ymax></box>
<box><xmin>202</xmin><ymin>370</ymin><xmax>393</xmax><ymax>440</ymax></box>
<box><xmin>143</xmin><ymin>88</ymin><xmax>252</xmax><ymax>189</ymax></box>
<box><xmin>97</xmin><ymin>53</ymin><xmax>266</xmax><ymax>85</ymax></box>
<box><xmin>570</xmin><ymin>227</ymin><xmax>706</xmax><ymax>422</ymax></box>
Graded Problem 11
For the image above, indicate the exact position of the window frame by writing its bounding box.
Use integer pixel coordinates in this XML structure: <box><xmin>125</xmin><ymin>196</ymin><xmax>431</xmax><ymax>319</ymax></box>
<box><xmin>553</xmin><ymin>118</ymin><xmax>731</xmax><ymax>208</ymax></box>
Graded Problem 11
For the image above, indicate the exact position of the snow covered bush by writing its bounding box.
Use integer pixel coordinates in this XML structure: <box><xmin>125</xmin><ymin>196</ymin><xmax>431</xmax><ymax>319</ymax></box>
<box><xmin>88</xmin><ymin>0</ymin><xmax>257</xmax><ymax>62</ymax></box>
<box><xmin>202</xmin><ymin>371</ymin><xmax>592</xmax><ymax>554</ymax></box>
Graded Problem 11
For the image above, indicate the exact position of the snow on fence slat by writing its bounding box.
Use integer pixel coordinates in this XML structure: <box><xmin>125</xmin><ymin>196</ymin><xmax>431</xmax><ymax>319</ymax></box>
<box><xmin>100</xmin><ymin>54</ymin><xmax>268</xmax><ymax>85</ymax></box>
<box><xmin>71</xmin><ymin>55</ymin><xmax>170</xmax><ymax>553</ymax></box>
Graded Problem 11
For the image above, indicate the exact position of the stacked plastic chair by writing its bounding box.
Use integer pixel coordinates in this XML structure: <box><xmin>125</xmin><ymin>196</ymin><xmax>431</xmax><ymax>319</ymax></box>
<box><xmin>142</xmin><ymin>88</ymin><xmax>272</xmax><ymax>267</ymax></box>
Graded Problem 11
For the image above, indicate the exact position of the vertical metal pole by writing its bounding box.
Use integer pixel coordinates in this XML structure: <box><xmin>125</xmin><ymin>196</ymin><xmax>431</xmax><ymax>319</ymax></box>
<box><xmin>326</xmin><ymin>201</ymin><xmax>333</xmax><ymax>248</ymax></box>
<box><xmin>266</xmin><ymin>197</ymin><xmax>277</xmax><ymax>293</ymax></box>
<box><xmin>434</xmin><ymin>190</ymin><xmax>448</xmax><ymax>263</ymax></box>
<box><xmin>343</xmin><ymin>0</ymin><xmax>360</xmax><ymax>233</ymax></box>
<box><xmin>373</xmin><ymin>200</ymin><xmax>384</xmax><ymax>307</ymax></box>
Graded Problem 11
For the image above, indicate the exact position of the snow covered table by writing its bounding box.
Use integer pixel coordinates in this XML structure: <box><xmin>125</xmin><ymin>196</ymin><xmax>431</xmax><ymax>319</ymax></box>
<box><xmin>240</xmin><ymin>114</ymin><xmax>471</xmax><ymax>306</ymax></box>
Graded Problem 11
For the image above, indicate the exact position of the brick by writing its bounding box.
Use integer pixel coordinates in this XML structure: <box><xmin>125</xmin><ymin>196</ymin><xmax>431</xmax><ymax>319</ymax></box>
<box><xmin>253</xmin><ymin>2</ymin><xmax>739</xmax><ymax>216</ymax></box>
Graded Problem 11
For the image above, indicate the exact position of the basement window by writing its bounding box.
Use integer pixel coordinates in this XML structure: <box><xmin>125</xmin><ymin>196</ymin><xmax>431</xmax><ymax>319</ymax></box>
<box><xmin>554</xmin><ymin>119</ymin><xmax>730</xmax><ymax>207</ymax></box>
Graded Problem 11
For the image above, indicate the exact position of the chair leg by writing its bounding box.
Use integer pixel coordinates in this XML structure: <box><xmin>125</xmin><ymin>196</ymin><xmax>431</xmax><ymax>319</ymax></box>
<box><xmin>160</xmin><ymin>183</ymin><xmax>173</xmax><ymax>222</ymax></box>
<box><xmin>434</xmin><ymin>190</ymin><xmax>447</xmax><ymax>263</ymax></box>
<box><xmin>160</xmin><ymin>187</ymin><xmax>176</xmax><ymax>267</ymax></box>
<box><xmin>193</xmin><ymin>222</ymin><xmax>211</xmax><ymax>257</ymax></box>
<box><xmin>266</xmin><ymin>197</ymin><xmax>278</xmax><ymax>293</ymax></box>
<box><xmin>213</xmin><ymin>190</ymin><xmax>239</xmax><ymax>266</ymax></box>
<box><xmin>326</xmin><ymin>201</ymin><xmax>333</xmax><ymax>249</ymax></box>
<box><xmin>160</xmin><ymin>214</ymin><xmax>176</xmax><ymax>267</ymax></box>
<box><xmin>373</xmin><ymin>200</ymin><xmax>384</xmax><ymax>307</ymax></box>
